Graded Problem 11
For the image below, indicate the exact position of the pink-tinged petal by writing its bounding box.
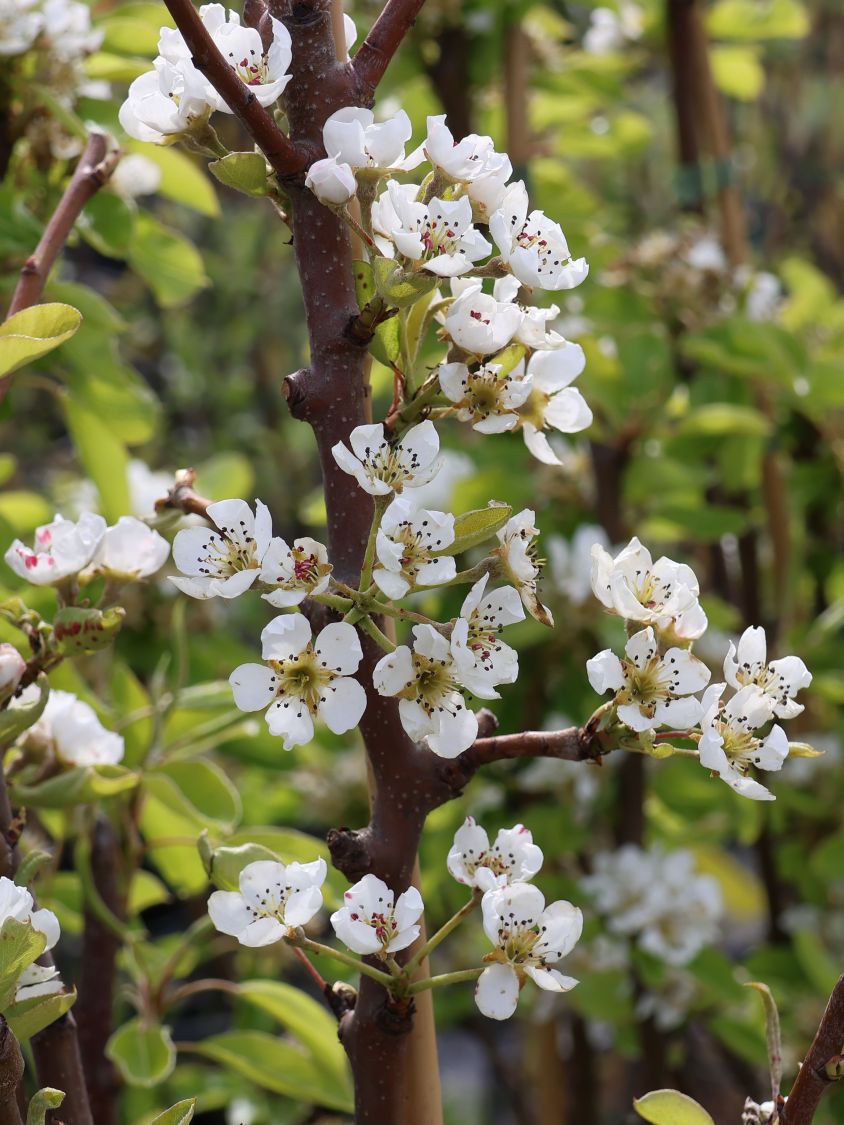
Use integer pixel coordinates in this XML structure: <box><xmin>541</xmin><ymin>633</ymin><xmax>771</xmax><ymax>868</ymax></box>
<box><xmin>475</xmin><ymin>964</ymin><xmax>520</xmax><ymax>1020</ymax></box>
<box><xmin>318</xmin><ymin>676</ymin><xmax>367</xmax><ymax>734</ymax></box>
<box><xmin>229</xmin><ymin>664</ymin><xmax>278</xmax><ymax>712</ymax></box>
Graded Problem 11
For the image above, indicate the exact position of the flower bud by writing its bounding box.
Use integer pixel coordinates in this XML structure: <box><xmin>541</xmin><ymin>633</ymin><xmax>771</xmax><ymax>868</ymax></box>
<box><xmin>305</xmin><ymin>156</ymin><xmax>356</xmax><ymax>205</ymax></box>
<box><xmin>0</xmin><ymin>645</ymin><xmax>26</xmax><ymax>702</ymax></box>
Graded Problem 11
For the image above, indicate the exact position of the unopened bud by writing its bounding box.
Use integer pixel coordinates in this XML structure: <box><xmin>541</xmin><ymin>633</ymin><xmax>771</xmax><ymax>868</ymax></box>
<box><xmin>0</xmin><ymin>644</ymin><xmax>26</xmax><ymax>702</ymax></box>
<box><xmin>53</xmin><ymin>606</ymin><xmax>125</xmax><ymax>655</ymax></box>
<box><xmin>305</xmin><ymin>156</ymin><xmax>357</xmax><ymax>205</ymax></box>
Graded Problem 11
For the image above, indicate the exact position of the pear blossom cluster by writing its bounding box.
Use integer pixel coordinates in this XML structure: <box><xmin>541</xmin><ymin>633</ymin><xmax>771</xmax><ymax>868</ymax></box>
<box><xmin>588</xmin><ymin>538</ymin><xmax>812</xmax><ymax>800</ymax></box>
<box><xmin>209</xmin><ymin>817</ymin><xmax>582</xmax><ymax>1023</ymax></box>
<box><xmin>581</xmin><ymin>845</ymin><xmax>722</xmax><ymax>967</ymax></box>
<box><xmin>4</xmin><ymin>512</ymin><xmax>169</xmax><ymax>587</ymax></box>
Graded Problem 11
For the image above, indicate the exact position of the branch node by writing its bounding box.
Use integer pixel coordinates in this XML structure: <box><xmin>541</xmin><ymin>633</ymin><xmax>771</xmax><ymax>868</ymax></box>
<box><xmin>327</xmin><ymin>826</ymin><xmax>372</xmax><ymax>883</ymax></box>
<box><xmin>325</xmin><ymin>980</ymin><xmax>357</xmax><ymax>1021</ymax></box>
<box><xmin>283</xmin><ymin>368</ymin><xmax>312</xmax><ymax>420</ymax></box>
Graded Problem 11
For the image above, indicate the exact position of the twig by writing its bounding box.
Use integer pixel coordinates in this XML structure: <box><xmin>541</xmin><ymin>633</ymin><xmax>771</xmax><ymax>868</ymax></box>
<box><xmin>6</xmin><ymin>132</ymin><xmax>116</xmax><ymax>320</ymax></box>
<box><xmin>0</xmin><ymin>1018</ymin><xmax>24</xmax><ymax>1125</ymax></box>
<box><xmin>780</xmin><ymin>975</ymin><xmax>844</xmax><ymax>1125</ymax></box>
<box><xmin>155</xmin><ymin>468</ymin><xmax>214</xmax><ymax>521</ymax></box>
<box><xmin>351</xmin><ymin>0</ymin><xmax>427</xmax><ymax>96</ymax></box>
<box><xmin>162</xmin><ymin>0</ymin><xmax>307</xmax><ymax>177</ymax></box>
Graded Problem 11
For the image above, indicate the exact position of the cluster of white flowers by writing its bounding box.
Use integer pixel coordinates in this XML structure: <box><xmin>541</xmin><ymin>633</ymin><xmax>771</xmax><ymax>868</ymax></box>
<box><xmin>0</xmin><ymin>876</ymin><xmax>63</xmax><ymax>1002</ymax></box>
<box><xmin>581</xmin><ymin>845</ymin><xmax>722</xmax><ymax>967</ymax></box>
<box><xmin>587</xmin><ymin>538</ymin><xmax>812</xmax><ymax>800</ymax></box>
<box><xmin>0</xmin><ymin>0</ymin><xmax>100</xmax><ymax>61</ymax></box>
<box><xmin>208</xmin><ymin>817</ymin><xmax>582</xmax><ymax>1023</ymax></box>
<box><xmin>4</xmin><ymin>512</ymin><xmax>169</xmax><ymax>587</ymax></box>
<box><xmin>168</xmin><ymin>425</ymin><xmax>557</xmax><ymax>757</ymax></box>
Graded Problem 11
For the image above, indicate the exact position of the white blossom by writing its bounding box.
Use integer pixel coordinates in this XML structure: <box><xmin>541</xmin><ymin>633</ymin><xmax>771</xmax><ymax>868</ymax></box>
<box><xmin>128</xmin><ymin>460</ymin><xmax>174</xmax><ymax>517</ymax></box>
<box><xmin>438</xmin><ymin>357</ymin><xmax>532</xmax><ymax>434</ymax></box>
<box><xmin>88</xmin><ymin>516</ymin><xmax>170</xmax><ymax>580</ymax></box>
<box><xmin>16</xmin><ymin>687</ymin><xmax>125</xmax><ymax>767</ymax></box>
<box><xmin>41</xmin><ymin>0</ymin><xmax>101</xmax><ymax>61</ymax></box>
<box><xmin>581</xmin><ymin>845</ymin><xmax>722</xmax><ymax>967</ymax></box>
<box><xmin>587</xmin><ymin>626</ymin><xmax>710</xmax><ymax>732</ymax></box>
<box><xmin>259</xmin><ymin>536</ymin><xmax>331</xmax><ymax>608</ymax></box>
<box><xmin>373</xmin><ymin>497</ymin><xmax>455</xmax><ymax>600</ymax></box>
<box><xmin>4</xmin><ymin>512</ymin><xmax>106</xmax><ymax>586</ymax></box>
<box><xmin>330</xmin><ymin>874</ymin><xmax>423</xmax><ymax>958</ymax></box>
<box><xmin>208</xmin><ymin>858</ymin><xmax>326</xmax><ymax>947</ymax></box>
<box><xmin>590</xmin><ymin>536</ymin><xmax>707</xmax><ymax>640</ymax></box>
<box><xmin>372</xmin><ymin>182</ymin><xmax>491</xmax><ymax>277</ymax></box>
<box><xmin>331</xmin><ymin>421</ymin><xmax>441</xmax><ymax>497</ymax></box>
<box><xmin>698</xmin><ymin>683</ymin><xmax>789</xmax><ymax>801</ymax></box>
<box><xmin>444</xmin><ymin>282</ymin><xmax>524</xmax><ymax>357</ymax></box>
<box><xmin>517</xmin><ymin>346</ymin><xmax>593</xmax><ymax>464</ymax></box>
<box><xmin>110</xmin><ymin>154</ymin><xmax>162</xmax><ymax>198</ymax></box>
<box><xmin>373</xmin><ymin>624</ymin><xmax>478</xmax><ymax>757</ymax></box>
<box><xmin>548</xmin><ymin>525</ymin><xmax>610</xmax><ymax>605</ymax></box>
<box><xmin>305</xmin><ymin>156</ymin><xmax>356</xmax><ymax>205</ymax></box>
<box><xmin>0</xmin><ymin>0</ymin><xmax>42</xmax><ymax>55</ymax></box>
<box><xmin>495</xmin><ymin>509</ymin><xmax>553</xmax><ymax>627</ymax></box>
<box><xmin>0</xmin><ymin>877</ymin><xmax>61</xmax><ymax>1000</ymax></box>
<box><xmin>723</xmin><ymin>626</ymin><xmax>811</xmax><ymax>719</ymax></box>
<box><xmin>742</xmin><ymin>1099</ymin><xmax>777</xmax><ymax>1125</ymax></box>
<box><xmin>229</xmin><ymin>614</ymin><xmax>365</xmax><ymax>750</ymax></box>
<box><xmin>119</xmin><ymin>58</ymin><xmax>213</xmax><ymax>144</ymax></box>
<box><xmin>451</xmin><ymin>574</ymin><xmax>524</xmax><ymax>698</ymax></box>
<box><xmin>447</xmin><ymin>817</ymin><xmax>542</xmax><ymax>892</ymax></box>
<box><xmin>465</xmin><ymin>154</ymin><xmax>513</xmax><ymax>222</ymax></box>
<box><xmin>476</xmin><ymin>883</ymin><xmax>582</xmax><ymax>1020</ymax></box>
<box><xmin>170</xmin><ymin>498</ymin><xmax>272</xmax><ymax>599</ymax></box>
<box><xmin>322</xmin><ymin>107</ymin><xmax>422</xmax><ymax>174</ymax></box>
<box><xmin>583</xmin><ymin>3</ymin><xmax>643</xmax><ymax>54</ymax></box>
<box><xmin>490</xmin><ymin>181</ymin><xmax>589</xmax><ymax>291</ymax></box>
<box><xmin>0</xmin><ymin>645</ymin><xmax>26</xmax><ymax>702</ymax></box>
<box><xmin>206</xmin><ymin>12</ymin><xmax>292</xmax><ymax>111</ymax></box>
<box><xmin>424</xmin><ymin>115</ymin><xmax>510</xmax><ymax>185</ymax></box>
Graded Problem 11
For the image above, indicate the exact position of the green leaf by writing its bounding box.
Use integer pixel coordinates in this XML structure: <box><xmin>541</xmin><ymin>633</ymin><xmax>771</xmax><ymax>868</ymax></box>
<box><xmin>710</xmin><ymin>45</ymin><xmax>765</xmax><ymax>100</ymax></box>
<box><xmin>25</xmin><ymin>1088</ymin><xmax>65</xmax><ymax>1125</ymax></box>
<box><xmin>371</xmin><ymin>257</ymin><xmax>437</xmax><ymax>309</ymax></box>
<box><xmin>126</xmin><ymin>143</ymin><xmax>218</xmax><ymax>216</ymax></box>
<box><xmin>745</xmin><ymin>982</ymin><xmax>782</xmax><ymax>1097</ymax></box>
<box><xmin>0</xmin><ymin>304</ymin><xmax>82</xmax><ymax>379</ymax></box>
<box><xmin>150</xmin><ymin>1099</ymin><xmax>196</xmax><ymax>1125</ymax></box>
<box><xmin>128</xmin><ymin>213</ymin><xmax>209</xmax><ymax>308</ymax></box>
<box><xmin>106</xmin><ymin>1019</ymin><xmax>176</xmax><ymax>1088</ymax></box>
<box><xmin>0</xmin><ymin>918</ymin><xmax>46</xmax><ymax>1011</ymax></box>
<box><xmin>353</xmin><ymin>260</ymin><xmax>376</xmax><ymax>307</ymax></box>
<box><xmin>209</xmin><ymin>153</ymin><xmax>269</xmax><ymax>197</ymax></box>
<box><xmin>7</xmin><ymin>986</ymin><xmax>76</xmax><ymax>1041</ymax></box>
<box><xmin>445</xmin><ymin>503</ymin><xmax>512</xmax><ymax>555</ymax></box>
<box><xmin>144</xmin><ymin>759</ymin><xmax>242</xmax><ymax>833</ymax></box>
<box><xmin>111</xmin><ymin>662</ymin><xmax>153</xmax><ymax>769</ymax></box>
<box><xmin>63</xmin><ymin>398</ymin><xmax>130</xmax><ymax>522</ymax></box>
<box><xmin>79</xmin><ymin>192</ymin><xmax>135</xmax><ymax>259</ymax></box>
<box><xmin>186</xmin><ymin>1031</ymin><xmax>353</xmax><ymax>1114</ymax></box>
<box><xmin>128</xmin><ymin>870</ymin><xmax>171</xmax><ymax>914</ymax></box>
<box><xmin>706</xmin><ymin>0</ymin><xmax>810</xmax><ymax>40</ymax></box>
<box><xmin>633</xmin><ymin>1090</ymin><xmax>715</xmax><ymax>1125</ymax></box>
<box><xmin>237</xmin><ymin>980</ymin><xmax>351</xmax><ymax>1089</ymax></box>
<box><xmin>10</xmin><ymin>764</ymin><xmax>139</xmax><ymax>809</ymax></box>
<box><xmin>677</xmin><ymin>404</ymin><xmax>771</xmax><ymax>438</ymax></box>
<box><xmin>0</xmin><ymin>676</ymin><xmax>49</xmax><ymax>748</ymax></box>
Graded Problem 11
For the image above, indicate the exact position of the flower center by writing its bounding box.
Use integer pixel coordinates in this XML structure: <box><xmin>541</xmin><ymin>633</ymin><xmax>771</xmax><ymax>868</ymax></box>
<box><xmin>407</xmin><ymin>653</ymin><xmax>460</xmax><ymax>715</ymax></box>
<box><xmin>360</xmin><ymin>441</ymin><xmax>420</xmax><ymax>488</ymax></box>
<box><xmin>271</xmin><ymin>650</ymin><xmax>332</xmax><ymax>713</ymax></box>
<box><xmin>227</xmin><ymin>47</ymin><xmax>270</xmax><ymax>87</ymax></box>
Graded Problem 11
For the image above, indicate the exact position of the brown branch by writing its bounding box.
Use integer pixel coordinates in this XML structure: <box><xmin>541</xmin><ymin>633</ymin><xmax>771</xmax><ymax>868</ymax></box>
<box><xmin>0</xmin><ymin>1018</ymin><xmax>24</xmax><ymax>1125</ymax></box>
<box><xmin>162</xmin><ymin>0</ymin><xmax>307</xmax><ymax>178</ymax></box>
<box><xmin>155</xmin><ymin>468</ymin><xmax>213</xmax><ymax>521</ymax></box>
<box><xmin>781</xmin><ymin>976</ymin><xmax>844</xmax><ymax>1125</ymax></box>
<box><xmin>6</xmin><ymin>133</ymin><xmax>116</xmax><ymax>322</ymax></box>
<box><xmin>351</xmin><ymin>0</ymin><xmax>427</xmax><ymax>97</ymax></box>
<box><xmin>31</xmin><ymin>1012</ymin><xmax>93</xmax><ymax>1125</ymax></box>
<box><xmin>75</xmin><ymin>817</ymin><xmax>126</xmax><ymax>1125</ymax></box>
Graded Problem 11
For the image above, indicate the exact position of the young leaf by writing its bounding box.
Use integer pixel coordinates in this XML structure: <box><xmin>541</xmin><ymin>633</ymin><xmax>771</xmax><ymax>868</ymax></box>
<box><xmin>440</xmin><ymin>503</ymin><xmax>513</xmax><ymax>556</ymax></box>
<box><xmin>0</xmin><ymin>919</ymin><xmax>47</xmax><ymax>1011</ymax></box>
<box><xmin>127</xmin><ymin>213</ymin><xmax>209</xmax><ymax>308</ymax></box>
<box><xmin>25</xmin><ymin>1088</ymin><xmax>65</xmax><ymax>1125</ymax></box>
<box><xmin>209</xmin><ymin>153</ymin><xmax>270</xmax><ymax>198</ymax></box>
<box><xmin>633</xmin><ymin>1090</ymin><xmax>715</xmax><ymax>1125</ymax></box>
<box><xmin>7</xmin><ymin>987</ymin><xmax>76</xmax><ymax>1041</ymax></box>
<box><xmin>105</xmin><ymin>1018</ymin><xmax>176</xmax><ymax>1087</ymax></box>
<box><xmin>745</xmin><ymin>981</ymin><xmax>782</xmax><ymax>1099</ymax></box>
<box><xmin>10</xmin><ymin>765</ymin><xmax>139</xmax><ymax>809</ymax></box>
<box><xmin>0</xmin><ymin>304</ymin><xmax>82</xmax><ymax>379</ymax></box>
<box><xmin>150</xmin><ymin>1100</ymin><xmax>196</xmax><ymax>1125</ymax></box>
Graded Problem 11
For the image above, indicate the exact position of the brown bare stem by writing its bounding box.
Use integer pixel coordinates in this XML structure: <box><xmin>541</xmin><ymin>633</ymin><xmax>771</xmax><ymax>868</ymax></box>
<box><xmin>155</xmin><ymin>468</ymin><xmax>214</xmax><ymax>521</ymax></box>
<box><xmin>351</xmin><ymin>0</ymin><xmax>427</xmax><ymax>97</ymax></box>
<box><xmin>6</xmin><ymin>133</ymin><xmax>115</xmax><ymax>321</ymax></box>
<box><xmin>162</xmin><ymin>0</ymin><xmax>307</xmax><ymax>177</ymax></box>
<box><xmin>781</xmin><ymin>976</ymin><xmax>844</xmax><ymax>1125</ymax></box>
<box><xmin>0</xmin><ymin>1018</ymin><xmax>24</xmax><ymax>1125</ymax></box>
